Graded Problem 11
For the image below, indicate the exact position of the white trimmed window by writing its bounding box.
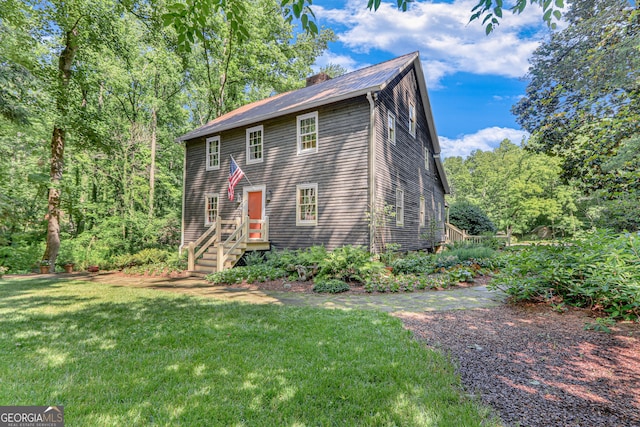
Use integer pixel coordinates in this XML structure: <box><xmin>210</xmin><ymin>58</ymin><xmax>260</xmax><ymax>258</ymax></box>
<box><xmin>408</xmin><ymin>102</ymin><xmax>416</xmax><ymax>137</ymax></box>
<box><xmin>424</xmin><ymin>146</ymin><xmax>430</xmax><ymax>171</ymax></box>
<box><xmin>297</xmin><ymin>112</ymin><xmax>318</xmax><ymax>154</ymax></box>
<box><xmin>206</xmin><ymin>136</ymin><xmax>220</xmax><ymax>170</ymax></box>
<box><xmin>204</xmin><ymin>193</ymin><xmax>219</xmax><ymax>226</ymax></box>
<box><xmin>420</xmin><ymin>196</ymin><xmax>426</xmax><ymax>226</ymax></box>
<box><xmin>387</xmin><ymin>112</ymin><xmax>396</xmax><ymax>145</ymax></box>
<box><xmin>246</xmin><ymin>125</ymin><xmax>263</xmax><ymax>164</ymax></box>
<box><xmin>437</xmin><ymin>201</ymin><xmax>442</xmax><ymax>222</ymax></box>
<box><xmin>396</xmin><ymin>188</ymin><xmax>404</xmax><ymax>227</ymax></box>
<box><xmin>296</xmin><ymin>184</ymin><xmax>318</xmax><ymax>226</ymax></box>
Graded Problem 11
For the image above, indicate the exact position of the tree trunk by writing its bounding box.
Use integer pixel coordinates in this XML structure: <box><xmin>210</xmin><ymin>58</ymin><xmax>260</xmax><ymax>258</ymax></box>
<box><xmin>43</xmin><ymin>28</ymin><xmax>78</xmax><ymax>269</ymax></box>
<box><xmin>149</xmin><ymin>107</ymin><xmax>156</xmax><ymax>218</ymax></box>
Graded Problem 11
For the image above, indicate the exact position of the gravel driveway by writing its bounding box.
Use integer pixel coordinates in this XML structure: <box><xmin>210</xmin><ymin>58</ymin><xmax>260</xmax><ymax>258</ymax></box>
<box><xmin>397</xmin><ymin>305</ymin><xmax>640</xmax><ymax>427</ymax></box>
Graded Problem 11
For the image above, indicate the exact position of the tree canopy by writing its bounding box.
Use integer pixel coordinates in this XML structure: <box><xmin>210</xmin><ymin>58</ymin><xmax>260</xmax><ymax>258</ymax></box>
<box><xmin>0</xmin><ymin>0</ymin><xmax>332</xmax><ymax>270</ymax></box>
<box><xmin>513</xmin><ymin>0</ymin><xmax>639</xmax><ymax>230</ymax></box>
<box><xmin>444</xmin><ymin>140</ymin><xmax>581</xmax><ymax>237</ymax></box>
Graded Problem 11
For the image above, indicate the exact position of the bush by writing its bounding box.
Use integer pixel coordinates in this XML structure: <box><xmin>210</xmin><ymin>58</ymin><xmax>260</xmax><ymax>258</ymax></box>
<box><xmin>364</xmin><ymin>273</ymin><xmax>450</xmax><ymax>293</ymax></box>
<box><xmin>206</xmin><ymin>264</ymin><xmax>287</xmax><ymax>285</ymax></box>
<box><xmin>449</xmin><ymin>201</ymin><xmax>496</xmax><ymax>235</ymax></box>
<box><xmin>313</xmin><ymin>279</ymin><xmax>350</xmax><ymax>293</ymax></box>
<box><xmin>490</xmin><ymin>230</ymin><xmax>640</xmax><ymax>320</ymax></box>
<box><xmin>113</xmin><ymin>248</ymin><xmax>171</xmax><ymax>269</ymax></box>
<box><xmin>317</xmin><ymin>245</ymin><xmax>371</xmax><ymax>283</ymax></box>
<box><xmin>391</xmin><ymin>252</ymin><xmax>436</xmax><ymax>275</ymax></box>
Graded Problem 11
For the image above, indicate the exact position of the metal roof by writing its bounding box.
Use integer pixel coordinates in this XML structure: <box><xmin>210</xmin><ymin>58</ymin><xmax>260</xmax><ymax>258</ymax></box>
<box><xmin>178</xmin><ymin>52</ymin><xmax>420</xmax><ymax>142</ymax></box>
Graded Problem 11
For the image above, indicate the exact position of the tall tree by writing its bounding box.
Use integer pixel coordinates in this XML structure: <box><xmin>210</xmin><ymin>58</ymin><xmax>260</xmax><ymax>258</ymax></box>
<box><xmin>513</xmin><ymin>0</ymin><xmax>639</xmax><ymax>230</ymax></box>
<box><xmin>444</xmin><ymin>140</ymin><xmax>581</xmax><ymax>237</ymax></box>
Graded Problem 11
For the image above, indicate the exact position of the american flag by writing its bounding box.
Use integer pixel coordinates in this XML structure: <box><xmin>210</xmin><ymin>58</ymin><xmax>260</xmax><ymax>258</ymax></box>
<box><xmin>228</xmin><ymin>156</ymin><xmax>245</xmax><ymax>201</ymax></box>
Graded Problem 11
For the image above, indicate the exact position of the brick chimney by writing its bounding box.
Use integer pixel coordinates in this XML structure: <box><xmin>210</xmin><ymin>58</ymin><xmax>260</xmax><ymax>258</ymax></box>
<box><xmin>306</xmin><ymin>72</ymin><xmax>331</xmax><ymax>87</ymax></box>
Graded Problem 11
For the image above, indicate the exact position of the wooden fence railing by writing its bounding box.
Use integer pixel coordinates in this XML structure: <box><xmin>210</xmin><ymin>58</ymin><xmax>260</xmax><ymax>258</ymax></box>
<box><xmin>445</xmin><ymin>223</ymin><xmax>510</xmax><ymax>246</ymax></box>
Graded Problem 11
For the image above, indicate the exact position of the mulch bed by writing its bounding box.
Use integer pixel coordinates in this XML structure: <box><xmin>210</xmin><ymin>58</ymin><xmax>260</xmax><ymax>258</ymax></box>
<box><xmin>397</xmin><ymin>304</ymin><xmax>640</xmax><ymax>427</ymax></box>
<box><xmin>205</xmin><ymin>275</ymin><xmax>490</xmax><ymax>295</ymax></box>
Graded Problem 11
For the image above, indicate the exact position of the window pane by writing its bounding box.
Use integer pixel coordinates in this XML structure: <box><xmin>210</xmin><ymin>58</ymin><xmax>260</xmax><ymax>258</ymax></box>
<box><xmin>298</xmin><ymin>115</ymin><xmax>317</xmax><ymax>152</ymax></box>
<box><xmin>249</xmin><ymin>129</ymin><xmax>262</xmax><ymax>161</ymax></box>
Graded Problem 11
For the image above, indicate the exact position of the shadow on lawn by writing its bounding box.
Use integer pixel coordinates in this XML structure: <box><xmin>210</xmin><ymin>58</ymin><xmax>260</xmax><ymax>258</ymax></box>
<box><xmin>1</xmin><ymin>278</ymin><xmax>494</xmax><ymax>426</ymax></box>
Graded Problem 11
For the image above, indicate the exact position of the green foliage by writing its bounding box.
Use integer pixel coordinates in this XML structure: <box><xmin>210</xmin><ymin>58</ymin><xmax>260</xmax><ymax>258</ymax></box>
<box><xmin>312</xmin><ymin>278</ymin><xmax>350</xmax><ymax>293</ymax></box>
<box><xmin>490</xmin><ymin>230</ymin><xmax>640</xmax><ymax>320</ymax></box>
<box><xmin>435</xmin><ymin>246</ymin><xmax>497</xmax><ymax>269</ymax></box>
<box><xmin>444</xmin><ymin>140</ymin><xmax>581</xmax><ymax>237</ymax></box>
<box><xmin>317</xmin><ymin>245</ymin><xmax>371</xmax><ymax>283</ymax></box>
<box><xmin>364</xmin><ymin>273</ymin><xmax>449</xmax><ymax>293</ymax></box>
<box><xmin>206</xmin><ymin>264</ymin><xmax>287</xmax><ymax>285</ymax></box>
<box><xmin>446</xmin><ymin>267</ymin><xmax>476</xmax><ymax>284</ymax></box>
<box><xmin>449</xmin><ymin>201</ymin><xmax>496</xmax><ymax>235</ymax></box>
<box><xmin>391</xmin><ymin>252</ymin><xmax>436</xmax><ymax>275</ymax></box>
<box><xmin>584</xmin><ymin>317</ymin><xmax>616</xmax><ymax>334</ymax></box>
<box><xmin>513</xmin><ymin>0</ymin><xmax>639</xmax><ymax>232</ymax></box>
<box><xmin>0</xmin><ymin>232</ymin><xmax>44</xmax><ymax>273</ymax></box>
<box><xmin>243</xmin><ymin>250</ymin><xmax>265</xmax><ymax>266</ymax></box>
<box><xmin>470</xmin><ymin>0</ymin><xmax>564</xmax><ymax>34</ymax></box>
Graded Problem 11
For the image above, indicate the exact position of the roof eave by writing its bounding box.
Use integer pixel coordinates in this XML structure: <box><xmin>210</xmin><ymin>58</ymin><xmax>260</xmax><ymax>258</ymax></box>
<box><xmin>434</xmin><ymin>155</ymin><xmax>451</xmax><ymax>194</ymax></box>
<box><xmin>413</xmin><ymin>58</ymin><xmax>442</xmax><ymax>156</ymax></box>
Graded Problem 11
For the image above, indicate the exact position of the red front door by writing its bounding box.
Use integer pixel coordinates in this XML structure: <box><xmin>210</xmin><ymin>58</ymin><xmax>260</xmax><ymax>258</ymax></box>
<box><xmin>247</xmin><ymin>191</ymin><xmax>263</xmax><ymax>239</ymax></box>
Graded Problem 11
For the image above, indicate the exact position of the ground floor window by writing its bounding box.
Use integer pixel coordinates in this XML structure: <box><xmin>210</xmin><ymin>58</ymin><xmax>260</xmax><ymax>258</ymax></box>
<box><xmin>296</xmin><ymin>184</ymin><xmax>318</xmax><ymax>226</ymax></box>
<box><xmin>204</xmin><ymin>193</ymin><xmax>219</xmax><ymax>226</ymax></box>
<box><xmin>396</xmin><ymin>188</ymin><xmax>404</xmax><ymax>227</ymax></box>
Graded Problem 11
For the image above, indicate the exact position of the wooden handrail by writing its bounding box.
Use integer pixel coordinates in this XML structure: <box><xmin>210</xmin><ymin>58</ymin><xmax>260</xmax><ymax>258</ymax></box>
<box><xmin>188</xmin><ymin>217</ymin><xmax>220</xmax><ymax>271</ymax></box>
<box><xmin>219</xmin><ymin>215</ymin><xmax>249</xmax><ymax>270</ymax></box>
<box><xmin>445</xmin><ymin>223</ymin><xmax>510</xmax><ymax>246</ymax></box>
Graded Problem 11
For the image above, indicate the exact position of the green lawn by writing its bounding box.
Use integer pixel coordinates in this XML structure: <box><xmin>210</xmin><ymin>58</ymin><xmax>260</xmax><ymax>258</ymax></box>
<box><xmin>0</xmin><ymin>277</ymin><xmax>499</xmax><ymax>426</ymax></box>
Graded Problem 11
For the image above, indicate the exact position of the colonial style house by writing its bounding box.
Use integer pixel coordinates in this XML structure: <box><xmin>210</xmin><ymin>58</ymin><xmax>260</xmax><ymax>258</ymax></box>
<box><xmin>178</xmin><ymin>52</ymin><xmax>450</xmax><ymax>273</ymax></box>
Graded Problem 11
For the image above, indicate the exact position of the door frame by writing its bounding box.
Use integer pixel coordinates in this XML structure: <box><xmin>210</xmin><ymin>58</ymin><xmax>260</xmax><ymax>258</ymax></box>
<box><xmin>243</xmin><ymin>185</ymin><xmax>266</xmax><ymax>239</ymax></box>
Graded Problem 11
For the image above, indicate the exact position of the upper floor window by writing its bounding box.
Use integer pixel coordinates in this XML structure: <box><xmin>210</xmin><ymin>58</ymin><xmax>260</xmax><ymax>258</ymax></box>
<box><xmin>206</xmin><ymin>136</ymin><xmax>220</xmax><ymax>170</ymax></box>
<box><xmin>296</xmin><ymin>183</ymin><xmax>318</xmax><ymax>226</ymax></box>
<box><xmin>246</xmin><ymin>125</ymin><xmax>263</xmax><ymax>164</ymax></box>
<box><xmin>297</xmin><ymin>112</ymin><xmax>318</xmax><ymax>154</ymax></box>
<box><xmin>396</xmin><ymin>188</ymin><xmax>404</xmax><ymax>227</ymax></box>
<box><xmin>408</xmin><ymin>102</ymin><xmax>416</xmax><ymax>137</ymax></box>
<box><xmin>424</xmin><ymin>146</ymin><xmax>430</xmax><ymax>171</ymax></box>
<box><xmin>387</xmin><ymin>112</ymin><xmax>396</xmax><ymax>145</ymax></box>
<box><xmin>204</xmin><ymin>193</ymin><xmax>219</xmax><ymax>226</ymax></box>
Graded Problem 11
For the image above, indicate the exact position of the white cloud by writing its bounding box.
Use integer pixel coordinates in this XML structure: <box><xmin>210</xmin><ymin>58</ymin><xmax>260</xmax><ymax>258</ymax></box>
<box><xmin>439</xmin><ymin>127</ymin><xmax>529</xmax><ymax>158</ymax></box>
<box><xmin>313</xmin><ymin>51</ymin><xmax>363</xmax><ymax>73</ymax></box>
<box><xmin>316</xmin><ymin>0</ymin><xmax>548</xmax><ymax>86</ymax></box>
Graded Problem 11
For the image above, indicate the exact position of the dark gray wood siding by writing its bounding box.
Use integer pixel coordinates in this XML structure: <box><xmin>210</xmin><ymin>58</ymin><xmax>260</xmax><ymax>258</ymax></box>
<box><xmin>373</xmin><ymin>65</ymin><xmax>447</xmax><ymax>252</ymax></box>
<box><xmin>183</xmin><ymin>98</ymin><xmax>371</xmax><ymax>250</ymax></box>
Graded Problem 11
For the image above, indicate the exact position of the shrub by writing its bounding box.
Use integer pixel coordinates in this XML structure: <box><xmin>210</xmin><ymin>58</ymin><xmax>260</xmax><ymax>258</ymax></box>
<box><xmin>449</xmin><ymin>201</ymin><xmax>496</xmax><ymax>235</ymax></box>
<box><xmin>113</xmin><ymin>248</ymin><xmax>171</xmax><ymax>269</ymax></box>
<box><xmin>317</xmin><ymin>245</ymin><xmax>371</xmax><ymax>283</ymax></box>
<box><xmin>490</xmin><ymin>230</ymin><xmax>640</xmax><ymax>320</ymax></box>
<box><xmin>206</xmin><ymin>265</ymin><xmax>287</xmax><ymax>285</ymax></box>
<box><xmin>364</xmin><ymin>272</ymin><xmax>450</xmax><ymax>293</ymax></box>
<box><xmin>391</xmin><ymin>252</ymin><xmax>436</xmax><ymax>275</ymax></box>
<box><xmin>313</xmin><ymin>279</ymin><xmax>350</xmax><ymax>293</ymax></box>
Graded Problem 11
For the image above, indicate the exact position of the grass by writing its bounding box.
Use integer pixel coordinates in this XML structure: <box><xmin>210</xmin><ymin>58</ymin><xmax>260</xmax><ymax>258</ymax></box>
<box><xmin>0</xmin><ymin>277</ymin><xmax>499</xmax><ymax>426</ymax></box>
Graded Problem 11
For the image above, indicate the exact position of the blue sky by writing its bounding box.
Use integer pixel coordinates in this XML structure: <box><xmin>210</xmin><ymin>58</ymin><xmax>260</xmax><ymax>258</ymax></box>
<box><xmin>309</xmin><ymin>0</ymin><xmax>555</xmax><ymax>158</ymax></box>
